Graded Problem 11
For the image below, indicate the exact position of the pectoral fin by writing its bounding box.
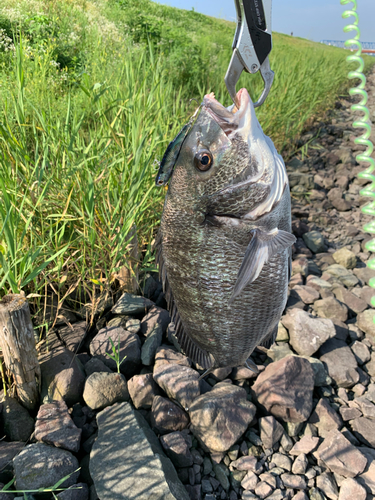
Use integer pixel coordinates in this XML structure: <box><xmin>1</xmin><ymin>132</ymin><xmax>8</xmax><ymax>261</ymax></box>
<box><xmin>230</xmin><ymin>228</ymin><xmax>296</xmax><ymax>302</ymax></box>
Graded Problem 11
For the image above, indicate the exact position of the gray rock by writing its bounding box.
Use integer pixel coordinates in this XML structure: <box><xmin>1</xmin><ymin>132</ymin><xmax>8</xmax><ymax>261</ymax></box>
<box><xmin>291</xmin><ymin>454</ymin><xmax>308</xmax><ymax>475</ymax></box>
<box><xmin>154</xmin><ymin>346</ymin><xmax>191</xmax><ymax>369</ymax></box>
<box><xmin>357</xmin><ymin>310</ymin><xmax>375</xmax><ymax>345</ymax></box>
<box><xmin>333</xmin><ymin>287</ymin><xmax>368</xmax><ymax>314</ymax></box>
<box><xmin>140</xmin><ymin>306</ymin><xmax>170</xmax><ymax>336</ymax></box>
<box><xmin>90</xmin><ymin>402</ymin><xmax>190</xmax><ymax>500</ymax></box>
<box><xmin>153</xmin><ymin>363</ymin><xmax>200</xmax><ymax>410</ymax></box>
<box><xmin>40</xmin><ymin>349</ymin><xmax>85</xmax><ymax>407</ymax></box>
<box><xmin>291</xmin><ymin>285</ymin><xmax>320</xmax><ymax>304</ymax></box>
<box><xmin>354</xmin><ymin>396</ymin><xmax>375</xmax><ymax>419</ymax></box>
<box><xmin>300</xmin><ymin>356</ymin><xmax>332</xmax><ymax>387</ymax></box>
<box><xmin>280</xmin><ymin>473</ymin><xmax>307</xmax><ymax>489</ymax></box>
<box><xmin>356</xmin><ymin>447</ymin><xmax>375</xmax><ymax>495</ymax></box>
<box><xmin>213</xmin><ymin>463</ymin><xmax>229</xmax><ymax>491</ymax></box>
<box><xmin>2</xmin><ymin>397</ymin><xmax>34</xmax><ymax>442</ymax></box>
<box><xmin>267</xmin><ymin>343</ymin><xmax>293</xmax><ymax>362</ymax></box>
<box><xmin>308</xmin><ymin>487</ymin><xmax>325</xmax><ymax>500</ymax></box>
<box><xmin>259</xmin><ymin>416</ymin><xmax>284</xmax><ymax>449</ymax></box>
<box><xmin>125</xmin><ymin>318</ymin><xmax>141</xmax><ymax>335</ymax></box>
<box><xmin>309</xmin><ymin>398</ymin><xmax>343</xmax><ymax>438</ymax></box>
<box><xmin>241</xmin><ymin>470</ymin><xmax>259</xmax><ymax>490</ymax></box>
<box><xmin>111</xmin><ymin>293</ymin><xmax>153</xmax><ymax>315</ymax></box>
<box><xmin>231</xmin><ymin>455</ymin><xmax>261</xmax><ymax>473</ymax></box>
<box><xmin>350</xmin><ymin>341</ymin><xmax>371</xmax><ymax>365</ymax></box>
<box><xmin>84</xmin><ymin>357</ymin><xmax>112</xmax><ymax>377</ymax></box>
<box><xmin>83</xmin><ymin>372</ymin><xmax>129</xmax><ymax>410</ymax></box>
<box><xmin>302</xmin><ymin>231</ymin><xmax>326</xmax><ymax>253</ymax></box>
<box><xmin>282</xmin><ymin>309</ymin><xmax>335</xmax><ymax>357</ymax></box>
<box><xmin>353</xmin><ymin>267</ymin><xmax>375</xmax><ymax>286</ymax></box>
<box><xmin>254</xmin><ymin>481</ymin><xmax>273</xmax><ymax>498</ymax></box>
<box><xmin>57</xmin><ymin>483</ymin><xmax>89</xmax><ymax>500</ymax></box>
<box><xmin>252</xmin><ymin>356</ymin><xmax>314</xmax><ymax>423</ymax></box>
<box><xmin>313</xmin><ymin>296</ymin><xmax>348</xmax><ymax>323</ymax></box>
<box><xmin>339</xmin><ymin>406</ymin><xmax>362</xmax><ymax>421</ymax></box>
<box><xmin>150</xmin><ymin>396</ymin><xmax>189</xmax><ymax>434</ymax></box>
<box><xmin>89</xmin><ymin>326</ymin><xmax>141</xmax><ymax>377</ymax></box>
<box><xmin>319</xmin><ymin>338</ymin><xmax>359</xmax><ymax>388</ymax></box>
<box><xmin>338</xmin><ymin>478</ymin><xmax>366</xmax><ymax>500</ymax></box>
<box><xmin>289</xmin><ymin>436</ymin><xmax>320</xmax><ymax>456</ymax></box>
<box><xmin>128</xmin><ymin>373</ymin><xmax>159</xmax><ymax>409</ymax></box>
<box><xmin>316</xmin><ymin>430</ymin><xmax>367</xmax><ymax>477</ymax></box>
<box><xmin>189</xmin><ymin>385</ymin><xmax>256</xmax><ymax>452</ymax></box>
<box><xmin>141</xmin><ymin>326</ymin><xmax>163</xmax><ymax>366</ymax></box>
<box><xmin>271</xmin><ymin>453</ymin><xmax>292</xmax><ymax>471</ymax></box>
<box><xmin>35</xmin><ymin>400</ymin><xmax>82</xmax><ymax>453</ymax></box>
<box><xmin>291</xmin><ymin>493</ymin><xmax>309</xmax><ymax>500</ymax></box>
<box><xmin>316</xmin><ymin>472</ymin><xmax>338</xmax><ymax>500</ymax></box>
<box><xmin>0</xmin><ymin>441</ymin><xmax>25</xmax><ymax>471</ymax></box>
<box><xmin>13</xmin><ymin>443</ymin><xmax>79</xmax><ymax>490</ymax></box>
<box><xmin>324</xmin><ymin>265</ymin><xmax>359</xmax><ymax>288</ymax></box>
<box><xmin>160</xmin><ymin>432</ymin><xmax>193</xmax><ymax>468</ymax></box>
<box><xmin>350</xmin><ymin>417</ymin><xmax>375</xmax><ymax>447</ymax></box>
<box><xmin>58</xmin><ymin>321</ymin><xmax>87</xmax><ymax>353</ymax></box>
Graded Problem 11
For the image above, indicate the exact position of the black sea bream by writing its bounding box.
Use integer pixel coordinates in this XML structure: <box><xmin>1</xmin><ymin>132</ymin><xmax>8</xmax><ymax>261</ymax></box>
<box><xmin>156</xmin><ymin>88</ymin><xmax>295</xmax><ymax>373</ymax></box>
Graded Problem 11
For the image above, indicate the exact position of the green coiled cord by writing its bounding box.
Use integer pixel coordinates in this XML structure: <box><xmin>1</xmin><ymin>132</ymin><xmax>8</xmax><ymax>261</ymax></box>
<box><xmin>341</xmin><ymin>0</ymin><xmax>375</xmax><ymax>307</ymax></box>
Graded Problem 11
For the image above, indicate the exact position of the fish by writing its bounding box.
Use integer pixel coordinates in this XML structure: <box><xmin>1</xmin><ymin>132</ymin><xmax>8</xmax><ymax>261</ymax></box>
<box><xmin>155</xmin><ymin>88</ymin><xmax>296</xmax><ymax>375</ymax></box>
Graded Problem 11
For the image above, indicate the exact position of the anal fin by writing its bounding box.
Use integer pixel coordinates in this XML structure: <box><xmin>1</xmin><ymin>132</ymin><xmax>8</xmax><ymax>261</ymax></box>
<box><xmin>230</xmin><ymin>228</ymin><xmax>296</xmax><ymax>302</ymax></box>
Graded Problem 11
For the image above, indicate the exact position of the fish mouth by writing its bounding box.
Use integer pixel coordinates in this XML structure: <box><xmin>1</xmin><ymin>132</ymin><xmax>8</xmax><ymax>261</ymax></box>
<box><xmin>202</xmin><ymin>88</ymin><xmax>252</xmax><ymax>137</ymax></box>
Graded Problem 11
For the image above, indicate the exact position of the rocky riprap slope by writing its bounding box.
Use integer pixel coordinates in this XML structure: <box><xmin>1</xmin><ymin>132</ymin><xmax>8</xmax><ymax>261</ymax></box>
<box><xmin>1</xmin><ymin>69</ymin><xmax>375</xmax><ymax>500</ymax></box>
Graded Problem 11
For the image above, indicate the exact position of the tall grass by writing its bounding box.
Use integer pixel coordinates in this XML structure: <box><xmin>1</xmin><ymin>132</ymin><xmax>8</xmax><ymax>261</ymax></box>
<box><xmin>0</xmin><ymin>0</ymin><xmax>374</xmax><ymax>325</ymax></box>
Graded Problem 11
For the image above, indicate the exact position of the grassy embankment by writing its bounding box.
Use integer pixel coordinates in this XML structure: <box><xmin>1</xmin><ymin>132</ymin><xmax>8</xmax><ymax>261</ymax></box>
<box><xmin>0</xmin><ymin>0</ymin><xmax>373</xmax><ymax>327</ymax></box>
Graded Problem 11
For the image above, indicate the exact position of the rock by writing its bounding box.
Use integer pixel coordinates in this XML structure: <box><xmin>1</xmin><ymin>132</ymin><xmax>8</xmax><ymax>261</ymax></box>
<box><xmin>154</xmin><ymin>346</ymin><xmax>191</xmax><ymax>369</ymax></box>
<box><xmin>276</xmin><ymin>322</ymin><xmax>289</xmax><ymax>342</ymax></box>
<box><xmin>309</xmin><ymin>398</ymin><xmax>343</xmax><ymax>438</ymax></box>
<box><xmin>267</xmin><ymin>343</ymin><xmax>294</xmax><ymax>362</ymax></box>
<box><xmin>254</xmin><ymin>481</ymin><xmax>273</xmax><ymax>498</ymax></box>
<box><xmin>0</xmin><ymin>441</ymin><xmax>25</xmax><ymax>472</ymax></box>
<box><xmin>291</xmin><ymin>285</ymin><xmax>320</xmax><ymax>304</ymax></box>
<box><xmin>153</xmin><ymin>363</ymin><xmax>200</xmax><ymax>410</ymax></box>
<box><xmin>252</xmin><ymin>356</ymin><xmax>314</xmax><ymax>423</ymax></box>
<box><xmin>356</xmin><ymin>447</ymin><xmax>375</xmax><ymax>495</ymax></box>
<box><xmin>231</xmin><ymin>366</ymin><xmax>259</xmax><ymax>380</ymax></box>
<box><xmin>282</xmin><ymin>310</ymin><xmax>335</xmax><ymax>356</ymax></box>
<box><xmin>141</xmin><ymin>327</ymin><xmax>163</xmax><ymax>366</ymax></box>
<box><xmin>35</xmin><ymin>400</ymin><xmax>82</xmax><ymax>453</ymax></box>
<box><xmin>308</xmin><ymin>487</ymin><xmax>325</xmax><ymax>500</ymax></box>
<box><xmin>302</xmin><ymin>231</ymin><xmax>326</xmax><ymax>253</ymax></box>
<box><xmin>316</xmin><ymin>472</ymin><xmax>338</xmax><ymax>500</ymax></box>
<box><xmin>58</xmin><ymin>321</ymin><xmax>87</xmax><ymax>353</ymax></box>
<box><xmin>13</xmin><ymin>443</ymin><xmax>79</xmax><ymax>490</ymax></box>
<box><xmin>271</xmin><ymin>453</ymin><xmax>292</xmax><ymax>471</ymax></box>
<box><xmin>332</xmin><ymin>287</ymin><xmax>368</xmax><ymax>314</ymax></box>
<box><xmin>339</xmin><ymin>407</ymin><xmax>362</xmax><ymax>421</ymax></box>
<box><xmin>292</xmin><ymin>257</ymin><xmax>309</xmax><ymax>277</ymax></box>
<box><xmin>259</xmin><ymin>416</ymin><xmax>284</xmax><ymax>449</ymax></box>
<box><xmin>292</xmin><ymin>493</ymin><xmax>309</xmax><ymax>500</ymax></box>
<box><xmin>350</xmin><ymin>417</ymin><xmax>375</xmax><ymax>447</ymax></box>
<box><xmin>189</xmin><ymin>384</ymin><xmax>256</xmax><ymax>452</ymax></box>
<box><xmin>357</xmin><ymin>310</ymin><xmax>375</xmax><ymax>344</ymax></box>
<box><xmin>128</xmin><ymin>373</ymin><xmax>159</xmax><ymax>409</ymax></box>
<box><xmin>292</xmin><ymin>454</ymin><xmax>308</xmax><ymax>475</ymax></box>
<box><xmin>213</xmin><ymin>463</ymin><xmax>230</xmax><ymax>491</ymax></box>
<box><xmin>241</xmin><ymin>471</ymin><xmax>259</xmax><ymax>490</ymax></box>
<box><xmin>319</xmin><ymin>339</ymin><xmax>359</xmax><ymax>388</ymax></box>
<box><xmin>307</xmin><ymin>275</ymin><xmax>333</xmax><ymax>290</ymax></box>
<box><xmin>90</xmin><ymin>402</ymin><xmax>190</xmax><ymax>500</ymax></box>
<box><xmin>84</xmin><ymin>357</ymin><xmax>112</xmax><ymax>377</ymax></box>
<box><xmin>313</xmin><ymin>296</ymin><xmax>348</xmax><ymax>323</ymax></box>
<box><xmin>111</xmin><ymin>293</ymin><xmax>153</xmax><ymax>315</ymax></box>
<box><xmin>150</xmin><ymin>396</ymin><xmax>189</xmax><ymax>434</ymax></box>
<box><xmin>83</xmin><ymin>372</ymin><xmax>129</xmax><ymax>410</ymax></box>
<box><xmin>332</xmin><ymin>248</ymin><xmax>357</xmax><ymax>269</ymax></box>
<box><xmin>2</xmin><ymin>397</ymin><xmax>34</xmax><ymax>442</ymax></box>
<box><xmin>57</xmin><ymin>483</ymin><xmax>89</xmax><ymax>500</ymax></box>
<box><xmin>125</xmin><ymin>318</ymin><xmax>141</xmax><ymax>335</ymax></box>
<box><xmin>328</xmin><ymin>188</ymin><xmax>351</xmax><ymax>211</ymax></box>
<box><xmin>316</xmin><ymin>430</ymin><xmax>367</xmax><ymax>477</ymax></box>
<box><xmin>89</xmin><ymin>326</ymin><xmax>141</xmax><ymax>377</ymax></box>
<box><xmin>160</xmin><ymin>432</ymin><xmax>193</xmax><ymax>468</ymax></box>
<box><xmin>0</xmin><ymin>484</ymin><xmax>15</xmax><ymax>500</ymax></box>
<box><xmin>300</xmin><ymin>356</ymin><xmax>332</xmax><ymax>387</ymax></box>
<box><xmin>289</xmin><ymin>436</ymin><xmax>320</xmax><ymax>456</ymax></box>
<box><xmin>324</xmin><ymin>265</ymin><xmax>359</xmax><ymax>288</ymax></box>
<box><xmin>353</xmin><ymin>267</ymin><xmax>375</xmax><ymax>286</ymax></box>
<box><xmin>355</xmin><ymin>396</ymin><xmax>375</xmax><ymax>419</ymax></box>
<box><xmin>338</xmin><ymin>478</ymin><xmax>366</xmax><ymax>500</ymax></box>
<box><xmin>350</xmin><ymin>341</ymin><xmax>371</xmax><ymax>365</ymax></box>
<box><xmin>40</xmin><ymin>349</ymin><xmax>85</xmax><ymax>407</ymax></box>
<box><xmin>140</xmin><ymin>306</ymin><xmax>170</xmax><ymax>336</ymax></box>
<box><xmin>280</xmin><ymin>473</ymin><xmax>307</xmax><ymax>489</ymax></box>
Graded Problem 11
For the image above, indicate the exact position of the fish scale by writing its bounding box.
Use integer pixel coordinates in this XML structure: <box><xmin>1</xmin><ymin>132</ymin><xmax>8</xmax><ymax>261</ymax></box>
<box><xmin>156</xmin><ymin>88</ymin><xmax>295</xmax><ymax>372</ymax></box>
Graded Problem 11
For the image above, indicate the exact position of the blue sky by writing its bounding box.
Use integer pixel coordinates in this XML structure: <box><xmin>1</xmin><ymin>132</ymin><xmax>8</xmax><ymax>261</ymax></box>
<box><xmin>158</xmin><ymin>0</ymin><xmax>375</xmax><ymax>43</ymax></box>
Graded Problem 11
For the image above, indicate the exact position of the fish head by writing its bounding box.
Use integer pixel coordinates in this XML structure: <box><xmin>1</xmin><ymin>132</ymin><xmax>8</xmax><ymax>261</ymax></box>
<box><xmin>169</xmin><ymin>88</ymin><xmax>282</xmax><ymax>214</ymax></box>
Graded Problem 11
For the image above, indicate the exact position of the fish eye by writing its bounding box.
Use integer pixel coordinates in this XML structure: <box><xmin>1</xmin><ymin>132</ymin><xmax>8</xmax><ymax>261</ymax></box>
<box><xmin>194</xmin><ymin>150</ymin><xmax>213</xmax><ymax>171</ymax></box>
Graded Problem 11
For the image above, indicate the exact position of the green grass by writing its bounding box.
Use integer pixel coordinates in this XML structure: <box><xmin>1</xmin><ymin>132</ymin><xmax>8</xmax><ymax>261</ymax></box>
<box><xmin>0</xmin><ymin>0</ymin><xmax>374</xmax><ymax>325</ymax></box>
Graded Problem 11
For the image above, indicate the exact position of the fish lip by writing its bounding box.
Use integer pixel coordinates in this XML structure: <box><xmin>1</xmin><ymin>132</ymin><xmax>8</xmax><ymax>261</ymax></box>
<box><xmin>202</xmin><ymin>88</ymin><xmax>251</xmax><ymax>134</ymax></box>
